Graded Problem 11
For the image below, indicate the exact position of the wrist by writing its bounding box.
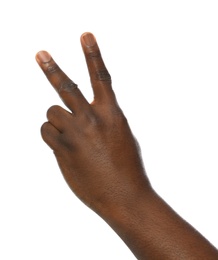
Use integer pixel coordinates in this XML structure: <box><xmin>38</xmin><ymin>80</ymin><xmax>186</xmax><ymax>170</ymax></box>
<box><xmin>102</xmin><ymin>187</ymin><xmax>218</xmax><ymax>260</ymax></box>
<box><xmin>101</xmin><ymin>184</ymin><xmax>155</xmax><ymax>230</ymax></box>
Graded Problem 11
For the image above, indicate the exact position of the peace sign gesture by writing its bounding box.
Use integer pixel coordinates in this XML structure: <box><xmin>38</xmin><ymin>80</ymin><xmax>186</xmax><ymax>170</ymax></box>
<box><xmin>36</xmin><ymin>32</ymin><xmax>148</xmax><ymax>216</ymax></box>
<box><xmin>36</xmin><ymin>33</ymin><xmax>218</xmax><ymax>260</ymax></box>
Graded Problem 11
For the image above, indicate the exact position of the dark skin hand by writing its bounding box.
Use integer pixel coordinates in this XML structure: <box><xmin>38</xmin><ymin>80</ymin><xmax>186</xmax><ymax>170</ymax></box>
<box><xmin>36</xmin><ymin>32</ymin><xmax>218</xmax><ymax>259</ymax></box>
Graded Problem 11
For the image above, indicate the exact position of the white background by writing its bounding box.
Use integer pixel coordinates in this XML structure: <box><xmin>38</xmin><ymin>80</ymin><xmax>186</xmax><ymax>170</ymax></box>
<box><xmin>0</xmin><ymin>1</ymin><xmax>218</xmax><ymax>259</ymax></box>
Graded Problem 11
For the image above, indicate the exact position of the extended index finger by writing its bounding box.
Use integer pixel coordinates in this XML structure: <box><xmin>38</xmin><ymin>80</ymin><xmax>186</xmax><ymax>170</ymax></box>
<box><xmin>35</xmin><ymin>51</ymin><xmax>89</xmax><ymax>113</ymax></box>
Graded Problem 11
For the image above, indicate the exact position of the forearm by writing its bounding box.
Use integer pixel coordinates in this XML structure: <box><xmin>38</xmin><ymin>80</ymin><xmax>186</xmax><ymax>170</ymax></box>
<box><xmin>104</xmin><ymin>188</ymin><xmax>218</xmax><ymax>260</ymax></box>
<box><xmin>37</xmin><ymin>33</ymin><xmax>218</xmax><ymax>260</ymax></box>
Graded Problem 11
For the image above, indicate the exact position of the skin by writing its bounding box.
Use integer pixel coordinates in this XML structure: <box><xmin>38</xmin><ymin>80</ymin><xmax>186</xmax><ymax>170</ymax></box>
<box><xmin>36</xmin><ymin>32</ymin><xmax>218</xmax><ymax>259</ymax></box>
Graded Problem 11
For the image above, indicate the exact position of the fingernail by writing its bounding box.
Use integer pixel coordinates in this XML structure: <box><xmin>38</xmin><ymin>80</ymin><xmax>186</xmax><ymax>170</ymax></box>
<box><xmin>36</xmin><ymin>51</ymin><xmax>51</xmax><ymax>63</ymax></box>
<box><xmin>82</xmin><ymin>32</ymin><xmax>96</xmax><ymax>47</ymax></box>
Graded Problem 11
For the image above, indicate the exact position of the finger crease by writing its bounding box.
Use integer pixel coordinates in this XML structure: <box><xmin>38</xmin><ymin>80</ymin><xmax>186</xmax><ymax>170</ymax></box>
<box><xmin>58</xmin><ymin>80</ymin><xmax>78</xmax><ymax>93</ymax></box>
<box><xmin>88</xmin><ymin>51</ymin><xmax>101</xmax><ymax>59</ymax></box>
<box><xmin>47</xmin><ymin>64</ymin><xmax>60</xmax><ymax>74</ymax></box>
<box><xmin>95</xmin><ymin>70</ymin><xmax>111</xmax><ymax>81</ymax></box>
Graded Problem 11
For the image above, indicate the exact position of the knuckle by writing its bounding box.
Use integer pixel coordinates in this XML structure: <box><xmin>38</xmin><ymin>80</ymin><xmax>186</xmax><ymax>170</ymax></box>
<box><xmin>58</xmin><ymin>79</ymin><xmax>78</xmax><ymax>94</ymax></box>
<box><xmin>40</xmin><ymin>122</ymin><xmax>50</xmax><ymax>136</ymax></box>
<box><xmin>81</xmin><ymin>113</ymin><xmax>101</xmax><ymax>134</ymax></box>
<box><xmin>46</xmin><ymin>105</ymin><xmax>62</xmax><ymax>120</ymax></box>
<box><xmin>44</xmin><ymin>62</ymin><xmax>60</xmax><ymax>74</ymax></box>
<box><xmin>108</xmin><ymin>109</ymin><xmax>128</xmax><ymax>127</ymax></box>
<box><xmin>95</xmin><ymin>69</ymin><xmax>111</xmax><ymax>82</ymax></box>
<box><xmin>87</xmin><ymin>49</ymin><xmax>101</xmax><ymax>60</ymax></box>
<box><xmin>40</xmin><ymin>122</ymin><xmax>60</xmax><ymax>149</ymax></box>
<box><xmin>89</xmin><ymin>113</ymin><xmax>100</xmax><ymax>126</ymax></box>
<box><xmin>47</xmin><ymin>64</ymin><xmax>60</xmax><ymax>73</ymax></box>
<box><xmin>86</xmin><ymin>48</ymin><xmax>112</xmax><ymax>83</ymax></box>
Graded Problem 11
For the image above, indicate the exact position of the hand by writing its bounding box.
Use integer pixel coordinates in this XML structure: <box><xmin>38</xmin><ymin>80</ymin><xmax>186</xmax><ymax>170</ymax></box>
<box><xmin>36</xmin><ymin>33</ymin><xmax>218</xmax><ymax>259</ymax></box>
<box><xmin>36</xmin><ymin>32</ymin><xmax>150</xmax><ymax>218</ymax></box>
